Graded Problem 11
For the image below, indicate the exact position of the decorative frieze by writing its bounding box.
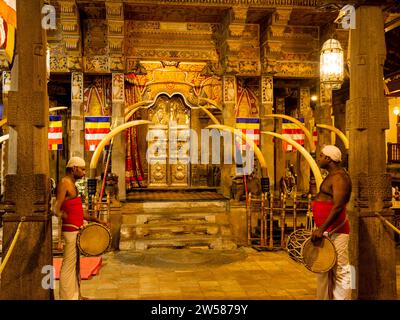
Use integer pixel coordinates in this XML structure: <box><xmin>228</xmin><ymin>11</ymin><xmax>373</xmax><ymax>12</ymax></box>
<box><xmin>85</xmin><ymin>56</ymin><xmax>110</xmax><ymax>73</ymax></box>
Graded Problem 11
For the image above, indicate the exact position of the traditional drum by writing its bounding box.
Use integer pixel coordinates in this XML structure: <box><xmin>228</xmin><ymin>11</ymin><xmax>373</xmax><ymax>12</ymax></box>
<box><xmin>286</xmin><ymin>229</ymin><xmax>337</xmax><ymax>273</ymax></box>
<box><xmin>77</xmin><ymin>223</ymin><xmax>111</xmax><ymax>257</ymax></box>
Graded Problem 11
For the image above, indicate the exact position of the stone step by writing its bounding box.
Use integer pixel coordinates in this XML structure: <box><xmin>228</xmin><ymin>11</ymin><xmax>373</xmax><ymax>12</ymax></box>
<box><xmin>121</xmin><ymin>211</ymin><xmax>229</xmax><ymax>225</ymax></box>
<box><xmin>122</xmin><ymin>200</ymin><xmax>228</xmax><ymax>213</ymax></box>
<box><xmin>120</xmin><ymin>222</ymin><xmax>232</xmax><ymax>239</ymax></box>
<box><xmin>119</xmin><ymin>234</ymin><xmax>237</xmax><ymax>251</ymax></box>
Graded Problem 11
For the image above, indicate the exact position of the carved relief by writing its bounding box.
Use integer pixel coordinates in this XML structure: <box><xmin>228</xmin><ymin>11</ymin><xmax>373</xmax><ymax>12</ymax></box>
<box><xmin>112</xmin><ymin>73</ymin><xmax>125</xmax><ymax>103</ymax></box>
<box><xmin>299</xmin><ymin>87</ymin><xmax>311</xmax><ymax>114</ymax></box>
<box><xmin>84</xmin><ymin>20</ymin><xmax>108</xmax><ymax>56</ymax></box>
<box><xmin>266</xmin><ymin>61</ymin><xmax>319</xmax><ymax>78</ymax></box>
<box><xmin>223</xmin><ymin>76</ymin><xmax>236</xmax><ymax>103</ymax></box>
<box><xmin>110</xmin><ymin>56</ymin><xmax>125</xmax><ymax>72</ymax></box>
<box><xmin>85</xmin><ymin>56</ymin><xmax>109</xmax><ymax>73</ymax></box>
<box><xmin>50</xmin><ymin>56</ymin><xmax>69</xmax><ymax>73</ymax></box>
<box><xmin>346</xmin><ymin>97</ymin><xmax>389</xmax><ymax>130</ymax></box>
<box><xmin>2</xmin><ymin>71</ymin><xmax>11</xmax><ymax>93</ymax></box>
<box><xmin>261</xmin><ymin>76</ymin><xmax>273</xmax><ymax>104</ymax></box>
<box><xmin>71</xmin><ymin>72</ymin><xmax>84</xmax><ymax>102</ymax></box>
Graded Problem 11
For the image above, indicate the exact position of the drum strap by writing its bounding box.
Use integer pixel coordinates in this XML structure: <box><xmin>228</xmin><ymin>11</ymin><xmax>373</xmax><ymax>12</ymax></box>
<box><xmin>327</xmin><ymin>217</ymin><xmax>348</xmax><ymax>237</ymax></box>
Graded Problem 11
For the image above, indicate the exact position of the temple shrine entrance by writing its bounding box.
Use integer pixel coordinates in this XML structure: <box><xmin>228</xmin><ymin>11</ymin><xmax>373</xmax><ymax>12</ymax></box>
<box><xmin>147</xmin><ymin>94</ymin><xmax>191</xmax><ymax>187</ymax></box>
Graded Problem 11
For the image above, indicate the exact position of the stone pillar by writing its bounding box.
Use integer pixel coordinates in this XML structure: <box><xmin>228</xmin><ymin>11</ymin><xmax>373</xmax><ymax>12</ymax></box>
<box><xmin>70</xmin><ymin>72</ymin><xmax>84</xmax><ymax>158</ymax></box>
<box><xmin>347</xmin><ymin>6</ymin><xmax>396</xmax><ymax>299</ymax></box>
<box><xmin>260</xmin><ymin>75</ymin><xmax>274</xmax><ymax>190</ymax></box>
<box><xmin>221</xmin><ymin>75</ymin><xmax>236</xmax><ymax>197</ymax></box>
<box><xmin>315</xmin><ymin>83</ymin><xmax>333</xmax><ymax>152</ymax></box>
<box><xmin>111</xmin><ymin>73</ymin><xmax>126</xmax><ymax>202</ymax></box>
<box><xmin>1</xmin><ymin>0</ymin><xmax>52</xmax><ymax>299</ymax></box>
<box><xmin>275</xmin><ymin>97</ymin><xmax>285</xmax><ymax>192</ymax></box>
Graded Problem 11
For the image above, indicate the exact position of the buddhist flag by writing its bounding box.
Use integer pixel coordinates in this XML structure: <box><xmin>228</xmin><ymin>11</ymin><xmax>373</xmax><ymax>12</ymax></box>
<box><xmin>236</xmin><ymin>118</ymin><xmax>260</xmax><ymax>151</ymax></box>
<box><xmin>282</xmin><ymin>118</ymin><xmax>305</xmax><ymax>151</ymax></box>
<box><xmin>0</xmin><ymin>0</ymin><xmax>16</xmax><ymax>66</ymax></box>
<box><xmin>85</xmin><ymin>116</ymin><xmax>111</xmax><ymax>151</ymax></box>
<box><xmin>48</xmin><ymin>115</ymin><xmax>63</xmax><ymax>150</ymax></box>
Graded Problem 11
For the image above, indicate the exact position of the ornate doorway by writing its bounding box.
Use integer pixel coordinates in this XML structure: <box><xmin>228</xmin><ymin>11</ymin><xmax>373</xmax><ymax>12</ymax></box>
<box><xmin>147</xmin><ymin>95</ymin><xmax>191</xmax><ymax>187</ymax></box>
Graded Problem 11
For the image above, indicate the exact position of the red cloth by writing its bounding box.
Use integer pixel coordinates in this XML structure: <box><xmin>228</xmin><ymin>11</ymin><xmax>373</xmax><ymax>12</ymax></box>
<box><xmin>61</xmin><ymin>197</ymin><xmax>84</xmax><ymax>232</ymax></box>
<box><xmin>53</xmin><ymin>257</ymin><xmax>102</xmax><ymax>280</ymax></box>
<box><xmin>312</xmin><ymin>200</ymin><xmax>350</xmax><ymax>234</ymax></box>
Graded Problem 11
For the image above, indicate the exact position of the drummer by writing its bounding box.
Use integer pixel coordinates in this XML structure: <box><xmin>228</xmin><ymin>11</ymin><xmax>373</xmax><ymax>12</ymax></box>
<box><xmin>53</xmin><ymin>156</ymin><xmax>108</xmax><ymax>300</ymax></box>
<box><xmin>311</xmin><ymin>145</ymin><xmax>352</xmax><ymax>300</ymax></box>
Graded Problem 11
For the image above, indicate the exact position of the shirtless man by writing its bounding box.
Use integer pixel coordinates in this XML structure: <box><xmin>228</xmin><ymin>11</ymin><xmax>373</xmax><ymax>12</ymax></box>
<box><xmin>311</xmin><ymin>145</ymin><xmax>352</xmax><ymax>300</ymax></box>
<box><xmin>54</xmin><ymin>157</ymin><xmax>106</xmax><ymax>300</ymax></box>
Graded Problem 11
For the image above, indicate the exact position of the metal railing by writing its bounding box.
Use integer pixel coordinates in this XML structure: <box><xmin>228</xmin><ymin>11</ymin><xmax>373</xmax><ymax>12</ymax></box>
<box><xmin>387</xmin><ymin>143</ymin><xmax>400</xmax><ymax>163</ymax></box>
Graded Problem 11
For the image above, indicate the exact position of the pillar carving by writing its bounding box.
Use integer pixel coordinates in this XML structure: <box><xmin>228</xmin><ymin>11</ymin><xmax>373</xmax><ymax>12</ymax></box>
<box><xmin>111</xmin><ymin>73</ymin><xmax>126</xmax><ymax>202</ymax></box>
<box><xmin>347</xmin><ymin>6</ymin><xmax>396</xmax><ymax>299</ymax></box>
<box><xmin>260</xmin><ymin>75</ymin><xmax>274</xmax><ymax>189</ymax></box>
<box><xmin>315</xmin><ymin>83</ymin><xmax>333</xmax><ymax>151</ymax></box>
<box><xmin>298</xmin><ymin>87</ymin><xmax>312</xmax><ymax>193</ymax></box>
<box><xmin>70</xmin><ymin>71</ymin><xmax>84</xmax><ymax>158</ymax></box>
<box><xmin>106</xmin><ymin>2</ymin><xmax>125</xmax><ymax>72</ymax></box>
<box><xmin>221</xmin><ymin>75</ymin><xmax>237</xmax><ymax>197</ymax></box>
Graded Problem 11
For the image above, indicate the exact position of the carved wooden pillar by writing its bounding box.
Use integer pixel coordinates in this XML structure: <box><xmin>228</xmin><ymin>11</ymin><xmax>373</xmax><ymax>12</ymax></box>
<box><xmin>70</xmin><ymin>71</ymin><xmax>84</xmax><ymax>158</ymax></box>
<box><xmin>221</xmin><ymin>75</ymin><xmax>237</xmax><ymax>197</ymax></box>
<box><xmin>111</xmin><ymin>73</ymin><xmax>126</xmax><ymax>202</ymax></box>
<box><xmin>260</xmin><ymin>75</ymin><xmax>274</xmax><ymax>189</ymax></box>
<box><xmin>275</xmin><ymin>97</ymin><xmax>285</xmax><ymax>191</ymax></box>
<box><xmin>316</xmin><ymin>83</ymin><xmax>333</xmax><ymax>151</ymax></box>
<box><xmin>298</xmin><ymin>87</ymin><xmax>313</xmax><ymax>193</ymax></box>
<box><xmin>347</xmin><ymin>6</ymin><xmax>396</xmax><ymax>299</ymax></box>
<box><xmin>1</xmin><ymin>0</ymin><xmax>52</xmax><ymax>299</ymax></box>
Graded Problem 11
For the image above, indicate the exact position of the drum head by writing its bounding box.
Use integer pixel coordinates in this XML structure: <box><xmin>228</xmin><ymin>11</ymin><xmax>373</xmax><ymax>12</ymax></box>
<box><xmin>302</xmin><ymin>236</ymin><xmax>337</xmax><ymax>273</ymax></box>
<box><xmin>78</xmin><ymin>223</ymin><xmax>111</xmax><ymax>257</ymax></box>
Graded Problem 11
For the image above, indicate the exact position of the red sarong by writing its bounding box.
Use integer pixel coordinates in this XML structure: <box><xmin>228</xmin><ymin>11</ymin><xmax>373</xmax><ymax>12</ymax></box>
<box><xmin>312</xmin><ymin>200</ymin><xmax>350</xmax><ymax>234</ymax></box>
<box><xmin>61</xmin><ymin>197</ymin><xmax>84</xmax><ymax>232</ymax></box>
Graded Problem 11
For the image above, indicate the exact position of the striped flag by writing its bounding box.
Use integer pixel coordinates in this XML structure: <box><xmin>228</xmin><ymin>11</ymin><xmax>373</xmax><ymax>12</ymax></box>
<box><xmin>48</xmin><ymin>115</ymin><xmax>63</xmax><ymax>150</ymax></box>
<box><xmin>85</xmin><ymin>116</ymin><xmax>111</xmax><ymax>151</ymax></box>
<box><xmin>282</xmin><ymin>118</ymin><xmax>305</xmax><ymax>151</ymax></box>
<box><xmin>236</xmin><ymin>118</ymin><xmax>260</xmax><ymax>151</ymax></box>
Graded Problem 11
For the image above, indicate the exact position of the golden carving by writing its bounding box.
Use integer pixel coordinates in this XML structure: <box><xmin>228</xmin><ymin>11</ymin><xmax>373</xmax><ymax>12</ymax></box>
<box><xmin>85</xmin><ymin>56</ymin><xmax>109</xmax><ymax>73</ymax></box>
<box><xmin>105</xmin><ymin>2</ymin><xmax>124</xmax><ymax>19</ymax></box>
<box><xmin>110</xmin><ymin>56</ymin><xmax>125</xmax><ymax>71</ymax></box>
<box><xmin>261</xmin><ymin>76</ymin><xmax>273</xmax><ymax>104</ymax></box>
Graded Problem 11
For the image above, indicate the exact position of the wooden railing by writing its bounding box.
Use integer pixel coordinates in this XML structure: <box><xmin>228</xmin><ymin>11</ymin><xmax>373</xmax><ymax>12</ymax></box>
<box><xmin>388</xmin><ymin>143</ymin><xmax>400</xmax><ymax>163</ymax></box>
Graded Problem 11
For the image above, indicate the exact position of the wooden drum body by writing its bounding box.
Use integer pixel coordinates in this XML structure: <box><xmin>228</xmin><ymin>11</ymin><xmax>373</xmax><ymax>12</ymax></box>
<box><xmin>77</xmin><ymin>223</ymin><xmax>111</xmax><ymax>257</ymax></box>
<box><xmin>286</xmin><ymin>229</ymin><xmax>337</xmax><ymax>273</ymax></box>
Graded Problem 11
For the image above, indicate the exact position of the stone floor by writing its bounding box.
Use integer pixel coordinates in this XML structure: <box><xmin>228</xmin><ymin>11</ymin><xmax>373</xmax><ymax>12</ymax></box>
<box><xmin>54</xmin><ymin>247</ymin><xmax>317</xmax><ymax>300</ymax></box>
<box><xmin>51</xmin><ymin>246</ymin><xmax>400</xmax><ymax>300</ymax></box>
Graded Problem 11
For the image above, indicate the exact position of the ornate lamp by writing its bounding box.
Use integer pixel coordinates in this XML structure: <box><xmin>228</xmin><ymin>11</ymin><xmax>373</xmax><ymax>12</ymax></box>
<box><xmin>320</xmin><ymin>38</ymin><xmax>344</xmax><ymax>90</ymax></box>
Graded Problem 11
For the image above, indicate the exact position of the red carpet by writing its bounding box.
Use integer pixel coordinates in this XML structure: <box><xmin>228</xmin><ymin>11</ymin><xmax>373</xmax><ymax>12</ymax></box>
<box><xmin>53</xmin><ymin>257</ymin><xmax>103</xmax><ymax>280</ymax></box>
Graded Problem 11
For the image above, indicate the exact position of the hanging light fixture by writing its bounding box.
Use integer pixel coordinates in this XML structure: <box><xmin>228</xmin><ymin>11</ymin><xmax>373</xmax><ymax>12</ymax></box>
<box><xmin>320</xmin><ymin>38</ymin><xmax>344</xmax><ymax>90</ymax></box>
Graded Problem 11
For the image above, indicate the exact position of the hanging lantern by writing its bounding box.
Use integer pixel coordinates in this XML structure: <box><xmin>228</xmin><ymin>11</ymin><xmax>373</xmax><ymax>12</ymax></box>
<box><xmin>320</xmin><ymin>39</ymin><xmax>344</xmax><ymax>90</ymax></box>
